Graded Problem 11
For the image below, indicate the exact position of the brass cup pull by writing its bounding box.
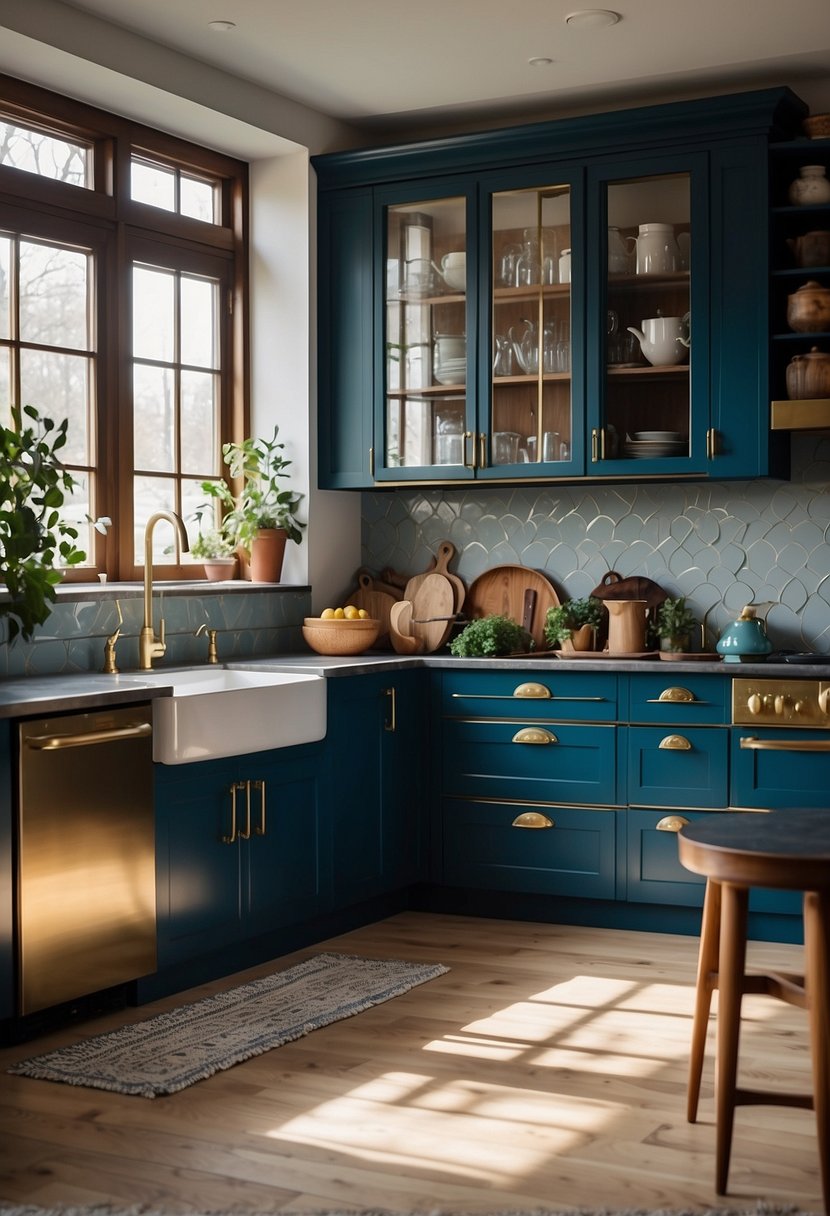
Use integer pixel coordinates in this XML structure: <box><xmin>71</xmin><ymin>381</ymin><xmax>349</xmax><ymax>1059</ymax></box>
<box><xmin>512</xmin><ymin>726</ymin><xmax>557</xmax><ymax>745</ymax></box>
<box><xmin>656</xmin><ymin>814</ymin><xmax>690</xmax><ymax>832</ymax></box>
<box><xmin>658</xmin><ymin>734</ymin><xmax>692</xmax><ymax>750</ymax></box>
<box><xmin>657</xmin><ymin>686</ymin><xmax>695</xmax><ymax>703</ymax></box>
<box><xmin>512</xmin><ymin>811</ymin><xmax>554</xmax><ymax>829</ymax></box>
<box><xmin>512</xmin><ymin>682</ymin><xmax>551</xmax><ymax>699</ymax></box>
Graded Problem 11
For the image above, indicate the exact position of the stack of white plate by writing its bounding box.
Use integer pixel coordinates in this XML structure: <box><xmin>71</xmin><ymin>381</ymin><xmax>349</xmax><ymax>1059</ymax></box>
<box><xmin>624</xmin><ymin>430</ymin><xmax>685</xmax><ymax>458</ymax></box>
<box><xmin>434</xmin><ymin>358</ymin><xmax>466</xmax><ymax>385</ymax></box>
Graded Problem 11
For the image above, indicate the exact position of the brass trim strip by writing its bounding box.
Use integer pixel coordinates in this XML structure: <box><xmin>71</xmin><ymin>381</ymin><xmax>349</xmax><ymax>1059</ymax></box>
<box><xmin>25</xmin><ymin>721</ymin><xmax>152</xmax><ymax>750</ymax></box>
<box><xmin>740</xmin><ymin>736</ymin><xmax>830</xmax><ymax>753</ymax></box>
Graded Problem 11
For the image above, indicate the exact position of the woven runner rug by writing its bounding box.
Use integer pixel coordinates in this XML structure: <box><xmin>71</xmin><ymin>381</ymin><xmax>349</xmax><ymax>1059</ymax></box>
<box><xmin>7</xmin><ymin>952</ymin><xmax>448</xmax><ymax>1098</ymax></box>
<box><xmin>0</xmin><ymin>1205</ymin><xmax>818</xmax><ymax>1216</ymax></box>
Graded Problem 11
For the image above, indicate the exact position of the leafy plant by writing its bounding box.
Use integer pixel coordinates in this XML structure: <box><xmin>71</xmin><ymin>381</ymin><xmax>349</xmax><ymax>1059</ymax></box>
<box><xmin>190</xmin><ymin>526</ymin><xmax>236</xmax><ymax>560</ymax></box>
<box><xmin>1</xmin><ymin>404</ymin><xmax>86</xmax><ymax>642</ymax></box>
<box><xmin>449</xmin><ymin>614</ymin><xmax>534</xmax><ymax>657</ymax></box>
<box><xmin>653</xmin><ymin>596</ymin><xmax>698</xmax><ymax>650</ymax></box>
<box><xmin>199</xmin><ymin>426</ymin><xmax>305</xmax><ymax>554</ymax></box>
<box><xmin>544</xmin><ymin>596</ymin><xmax>603</xmax><ymax>647</ymax></box>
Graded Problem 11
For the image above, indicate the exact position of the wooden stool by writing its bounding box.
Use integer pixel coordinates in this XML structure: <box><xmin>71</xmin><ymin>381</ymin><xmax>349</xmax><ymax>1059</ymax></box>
<box><xmin>678</xmin><ymin>808</ymin><xmax>830</xmax><ymax>1211</ymax></box>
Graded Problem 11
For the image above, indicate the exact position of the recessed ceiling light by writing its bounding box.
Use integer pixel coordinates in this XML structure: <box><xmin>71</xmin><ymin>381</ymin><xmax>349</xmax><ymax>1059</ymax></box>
<box><xmin>208</xmin><ymin>19</ymin><xmax>236</xmax><ymax>33</ymax></box>
<box><xmin>528</xmin><ymin>56</ymin><xmax>554</xmax><ymax>67</ymax></box>
<box><xmin>565</xmin><ymin>9</ymin><xmax>621</xmax><ymax>28</ymax></box>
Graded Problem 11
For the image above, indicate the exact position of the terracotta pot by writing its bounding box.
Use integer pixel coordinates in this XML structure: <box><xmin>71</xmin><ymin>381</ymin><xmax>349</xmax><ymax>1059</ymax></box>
<box><xmin>248</xmin><ymin>528</ymin><xmax>288</xmax><ymax>582</ymax></box>
<box><xmin>786</xmin><ymin>347</ymin><xmax>830</xmax><ymax>400</ymax></box>
<box><xmin>787</xmin><ymin>281</ymin><xmax>830</xmax><ymax>333</ymax></box>
<box><xmin>202</xmin><ymin>556</ymin><xmax>238</xmax><ymax>582</ymax></box>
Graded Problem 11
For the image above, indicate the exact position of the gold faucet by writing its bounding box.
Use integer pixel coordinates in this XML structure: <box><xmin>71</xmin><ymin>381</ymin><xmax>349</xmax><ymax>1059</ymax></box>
<box><xmin>139</xmin><ymin>511</ymin><xmax>189</xmax><ymax>669</ymax></box>
<box><xmin>195</xmin><ymin>623</ymin><xmax>219</xmax><ymax>664</ymax></box>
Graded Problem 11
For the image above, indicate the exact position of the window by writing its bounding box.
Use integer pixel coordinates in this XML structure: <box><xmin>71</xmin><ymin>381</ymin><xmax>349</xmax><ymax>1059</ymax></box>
<box><xmin>0</xmin><ymin>76</ymin><xmax>248</xmax><ymax>579</ymax></box>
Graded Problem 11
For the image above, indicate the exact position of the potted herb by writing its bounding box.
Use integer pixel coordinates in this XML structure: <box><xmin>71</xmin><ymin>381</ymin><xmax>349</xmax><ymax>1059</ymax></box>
<box><xmin>544</xmin><ymin>596</ymin><xmax>603</xmax><ymax>652</ymax></box>
<box><xmin>653</xmin><ymin>596</ymin><xmax>698</xmax><ymax>652</ymax></box>
<box><xmin>1</xmin><ymin>404</ymin><xmax>86</xmax><ymax>642</ymax></box>
<box><xmin>449</xmin><ymin>614</ymin><xmax>534</xmax><ymax>657</ymax></box>
<box><xmin>199</xmin><ymin>426</ymin><xmax>304</xmax><ymax>582</ymax></box>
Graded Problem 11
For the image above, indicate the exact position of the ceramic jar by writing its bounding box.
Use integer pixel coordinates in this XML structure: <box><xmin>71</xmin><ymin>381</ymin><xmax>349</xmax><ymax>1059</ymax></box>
<box><xmin>787</xmin><ymin>280</ymin><xmax>830</xmax><ymax>332</ymax></box>
<box><xmin>788</xmin><ymin>165</ymin><xmax>830</xmax><ymax>206</ymax></box>
<box><xmin>786</xmin><ymin>347</ymin><xmax>830</xmax><ymax>399</ymax></box>
<box><xmin>786</xmin><ymin>230</ymin><xmax>830</xmax><ymax>268</ymax></box>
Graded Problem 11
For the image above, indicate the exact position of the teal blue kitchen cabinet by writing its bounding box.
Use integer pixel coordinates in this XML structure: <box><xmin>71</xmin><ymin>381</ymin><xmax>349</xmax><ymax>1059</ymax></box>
<box><xmin>731</xmin><ymin>725</ymin><xmax>830</xmax><ymax>809</ymax></box>
<box><xmin>313</xmin><ymin>88</ymin><xmax>803</xmax><ymax>490</ymax></box>
<box><xmin>154</xmin><ymin>742</ymin><xmax>326</xmax><ymax>969</ymax></box>
<box><xmin>326</xmin><ymin>671</ymin><xmax>426</xmax><ymax>907</ymax></box>
<box><xmin>0</xmin><ymin>722</ymin><xmax>12</xmax><ymax>1020</ymax></box>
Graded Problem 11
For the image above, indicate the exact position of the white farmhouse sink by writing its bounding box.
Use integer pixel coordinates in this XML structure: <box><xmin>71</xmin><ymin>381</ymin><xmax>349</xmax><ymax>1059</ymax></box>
<box><xmin>128</xmin><ymin>668</ymin><xmax>326</xmax><ymax>764</ymax></box>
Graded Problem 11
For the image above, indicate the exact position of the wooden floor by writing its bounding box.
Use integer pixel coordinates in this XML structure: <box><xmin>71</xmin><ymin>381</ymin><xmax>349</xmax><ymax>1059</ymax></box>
<box><xmin>0</xmin><ymin>911</ymin><xmax>823</xmax><ymax>1212</ymax></box>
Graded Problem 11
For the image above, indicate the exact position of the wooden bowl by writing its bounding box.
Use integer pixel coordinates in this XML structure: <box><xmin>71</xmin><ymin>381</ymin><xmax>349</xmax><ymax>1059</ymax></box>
<box><xmin>302</xmin><ymin>616</ymin><xmax>380</xmax><ymax>656</ymax></box>
<box><xmin>803</xmin><ymin>113</ymin><xmax>830</xmax><ymax>139</ymax></box>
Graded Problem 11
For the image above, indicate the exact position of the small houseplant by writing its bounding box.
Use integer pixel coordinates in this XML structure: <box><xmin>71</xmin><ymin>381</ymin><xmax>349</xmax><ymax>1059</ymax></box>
<box><xmin>544</xmin><ymin>596</ymin><xmax>603</xmax><ymax>651</ymax></box>
<box><xmin>1</xmin><ymin>404</ymin><xmax>86</xmax><ymax>642</ymax></box>
<box><xmin>449</xmin><ymin>614</ymin><xmax>534</xmax><ymax>657</ymax></box>
<box><xmin>199</xmin><ymin>426</ymin><xmax>304</xmax><ymax>582</ymax></box>
<box><xmin>653</xmin><ymin>596</ymin><xmax>698</xmax><ymax>652</ymax></box>
<box><xmin>188</xmin><ymin>503</ymin><xmax>238</xmax><ymax>581</ymax></box>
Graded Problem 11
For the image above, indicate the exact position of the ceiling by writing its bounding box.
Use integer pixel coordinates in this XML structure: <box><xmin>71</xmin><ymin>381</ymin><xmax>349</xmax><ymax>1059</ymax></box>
<box><xmin>49</xmin><ymin>0</ymin><xmax>830</xmax><ymax>133</ymax></box>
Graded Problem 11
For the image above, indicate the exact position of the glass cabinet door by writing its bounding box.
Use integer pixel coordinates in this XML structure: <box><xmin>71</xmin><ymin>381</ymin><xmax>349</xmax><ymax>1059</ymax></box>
<box><xmin>489</xmin><ymin>183</ymin><xmax>573</xmax><ymax>474</ymax></box>
<box><xmin>595</xmin><ymin>166</ymin><xmax>697</xmax><ymax>467</ymax></box>
<box><xmin>381</xmin><ymin>194</ymin><xmax>470</xmax><ymax>479</ymax></box>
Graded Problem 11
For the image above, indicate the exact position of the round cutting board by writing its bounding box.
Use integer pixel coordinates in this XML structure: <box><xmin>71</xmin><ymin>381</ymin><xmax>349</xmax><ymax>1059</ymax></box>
<box><xmin>466</xmin><ymin>565</ymin><xmax>560</xmax><ymax>651</ymax></box>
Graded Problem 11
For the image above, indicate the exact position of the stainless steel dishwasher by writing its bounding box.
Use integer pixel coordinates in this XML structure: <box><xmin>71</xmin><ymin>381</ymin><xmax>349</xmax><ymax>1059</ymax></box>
<box><xmin>17</xmin><ymin>704</ymin><xmax>156</xmax><ymax>1015</ymax></box>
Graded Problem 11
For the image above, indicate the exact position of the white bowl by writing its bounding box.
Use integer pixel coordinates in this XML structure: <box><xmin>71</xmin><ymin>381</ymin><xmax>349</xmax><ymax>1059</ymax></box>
<box><xmin>442</xmin><ymin>267</ymin><xmax>466</xmax><ymax>291</ymax></box>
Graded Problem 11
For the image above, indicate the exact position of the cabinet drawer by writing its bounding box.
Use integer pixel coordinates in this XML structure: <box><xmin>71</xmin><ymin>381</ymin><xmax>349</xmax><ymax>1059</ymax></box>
<box><xmin>443</xmin><ymin>798</ymin><xmax>616</xmax><ymax>899</ymax></box>
<box><xmin>731</xmin><ymin>728</ymin><xmax>830</xmax><ymax>808</ymax></box>
<box><xmin>627</xmin><ymin>725</ymin><xmax>729</xmax><ymax>808</ymax></box>
<box><xmin>441</xmin><ymin>670</ymin><xmax>618</xmax><ymax>721</ymax></box>
<box><xmin>626</xmin><ymin>808</ymin><xmax>801</xmax><ymax>917</ymax></box>
<box><xmin>626</xmin><ymin>673</ymin><xmax>728</xmax><ymax>725</ymax></box>
<box><xmin>443</xmin><ymin>718</ymin><xmax>618</xmax><ymax>805</ymax></box>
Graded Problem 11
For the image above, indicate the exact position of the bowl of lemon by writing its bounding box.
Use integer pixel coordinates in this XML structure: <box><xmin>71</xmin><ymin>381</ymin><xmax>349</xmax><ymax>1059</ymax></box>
<box><xmin>302</xmin><ymin>606</ymin><xmax>381</xmax><ymax>655</ymax></box>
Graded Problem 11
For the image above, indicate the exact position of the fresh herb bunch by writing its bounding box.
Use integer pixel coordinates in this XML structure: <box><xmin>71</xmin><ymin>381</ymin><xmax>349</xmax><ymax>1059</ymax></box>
<box><xmin>544</xmin><ymin>596</ymin><xmax>603</xmax><ymax>647</ymax></box>
<box><xmin>652</xmin><ymin>596</ymin><xmax>698</xmax><ymax>650</ymax></box>
<box><xmin>450</xmin><ymin>614</ymin><xmax>534</xmax><ymax>657</ymax></box>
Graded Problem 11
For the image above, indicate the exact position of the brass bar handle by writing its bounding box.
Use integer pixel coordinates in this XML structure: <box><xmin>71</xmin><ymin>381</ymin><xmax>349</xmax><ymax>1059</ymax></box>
<box><xmin>253</xmin><ymin>779</ymin><xmax>266</xmax><ymax>836</ymax></box>
<box><xmin>223</xmin><ymin>781</ymin><xmax>244</xmax><ymax>844</ymax></box>
<box><xmin>740</xmin><ymin>736</ymin><xmax>830</xmax><ymax>753</ymax></box>
<box><xmin>512</xmin><ymin>811</ymin><xmax>554</xmax><ymax>829</ymax></box>
<box><xmin>451</xmin><ymin>693</ymin><xmax>606</xmax><ymax>702</ymax></box>
<box><xmin>656</xmin><ymin>814</ymin><xmax>690</xmax><ymax>832</ymax></box>
<box><xmin>26</xmin><ymin>721</ymin><xmax>152</xmax><ymax>750</ymax></box>
<box><xmin>706</xmin><ymin>428</ymin><xmax>718</xmax><ymax>460</ymax></box>
<box><xmin>465</xmin><ymin>430</ymin><xmax>475</xmax><ymax>470</ymax></box>
<box><xmin>384</xmin><ymin>686</ymin><xmax>397</xmax><ymax>733</ymax></box>
<box><xmin>238</xmin><ymin>779</ymin><xmax>252</xmax><ymax>839</ymax></box>
<box><xmin>659</xmin><ymin>734</ymin><xmax>692</xmax><ymax>750</ymax></box>
<box><xmin>513</xmin><ymin>682</ymin><xmax>551</xmax><ymax>699</ymax></box>
<box><xmin>369</xmin><ymin>446</ymin><xmax>375</xmax><ymax>478</ymax></box>
<box><xmin>591</xmin><ymin>428</ymin><xmax>599</xmax><ymax>462</ymax></box>
<box><xmin>646</xmin><ymin>687</ymin><xmax>696</xmax><ymax>704</ymax></box>
<box><xmin>512</xmin><ymin>726</ymin><xmax>557</xmax><ymax>745</ymax></box>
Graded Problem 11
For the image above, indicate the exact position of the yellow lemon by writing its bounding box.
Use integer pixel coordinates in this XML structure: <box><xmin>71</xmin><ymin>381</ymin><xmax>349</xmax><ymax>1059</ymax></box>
<box><xmin>344</xmin><ymin>605</ymin><xmax>360</xmax><ymax>620</ymax></box>
<box><xmin>358</xmin><ymin>608</ymin><xmax>369</xmax><ymax>619</ymax></box>
<box><xmin>320</xmin><ymin>607</ymin><xmax>336</xmax><ymax>620</ymax></box>
<box><xmin>333</xmin><ymin>606</ymin><xmax>346</xmax><ymax>619</ymax></box>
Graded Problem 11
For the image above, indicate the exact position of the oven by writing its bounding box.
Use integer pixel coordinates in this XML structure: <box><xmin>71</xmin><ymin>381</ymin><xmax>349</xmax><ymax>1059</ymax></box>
<box><xmin>731</xmin><ymin>677</ymin><xmax>830</xmax><ymax>810</ymax></box>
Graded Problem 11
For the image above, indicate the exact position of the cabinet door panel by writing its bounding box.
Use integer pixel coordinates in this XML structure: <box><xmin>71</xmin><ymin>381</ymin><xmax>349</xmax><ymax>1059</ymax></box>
<box><xmin>443</xmin><ymin>798</ymin><xmax>616</xmax><ymax>898</ymax></box>
<box><xmin>441</xmin><ymin>669</ymin><xmax>618</xmax><ymax>721</ymax></box>
<box><xmin>626</xmin><ymin>673</ymin><xmax>728</xmax><ymax>725</ymax></box>
<box><xmin>731</xmin><ymin>728</ymin><xmax>830</xmax><ymax>808</ymax></box>
<box><xmin>627</xmin><ymin>725</ymin><xmax>728</xmax><ymax>808</ymax></box>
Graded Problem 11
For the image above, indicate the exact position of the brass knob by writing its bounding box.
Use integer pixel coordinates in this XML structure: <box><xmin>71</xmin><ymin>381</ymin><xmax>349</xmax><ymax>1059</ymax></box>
<box><xmin>659</xmin><ymin>734</ymin><xmax>692</xmax><ymax>750</ymax></box>
<box><xmin>655</xmin><ymin>814</ymin><xmax>690</xmax><ymax>832</ymax></box>
<box><xmin>747</xmin><ymin>692</ymin><xmax>762</xmax><ymax>715</ymax></box>
<box><xmin>512</xmin><ymin>727</ymin><xmax>557</xmax><ymax>745</ymax></box>
<box><xmin>511</xmin><ymin>811</ymin><xmax>554</xmax><ymax>829</ymax></box>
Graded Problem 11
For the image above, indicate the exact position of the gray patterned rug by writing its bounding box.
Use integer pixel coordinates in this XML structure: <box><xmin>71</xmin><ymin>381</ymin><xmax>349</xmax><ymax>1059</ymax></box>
<box><xmin>0</xmin><ymin>1205</ymin><xmax>818</xmax><ymax>1215</ymax></box>
<box><xmin>6</xmin><ymin>952</ymin><xmax>448</xmax><ymax>1098</ymax></box>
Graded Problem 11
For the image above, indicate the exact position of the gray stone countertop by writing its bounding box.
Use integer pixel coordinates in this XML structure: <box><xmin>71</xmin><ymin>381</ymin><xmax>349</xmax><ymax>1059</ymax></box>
<box><xmin>1</xmin><ymin>651</ymin><xmax>828</xmax><ymax>718</ymax></box>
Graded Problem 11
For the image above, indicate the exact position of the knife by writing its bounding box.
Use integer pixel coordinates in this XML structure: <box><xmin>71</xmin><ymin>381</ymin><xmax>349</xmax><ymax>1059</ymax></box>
<box><xmin>522</xmin><ymin>588</ymin><xmax>537</xmax><ymax>634</ymax></box>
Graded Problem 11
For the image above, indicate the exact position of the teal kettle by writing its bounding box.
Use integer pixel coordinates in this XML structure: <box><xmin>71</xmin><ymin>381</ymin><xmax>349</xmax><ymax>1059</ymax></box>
<box><xmin>716</xmin><ymin>604</ymin><xmax>773</xmax><ymax>663</ymax></box>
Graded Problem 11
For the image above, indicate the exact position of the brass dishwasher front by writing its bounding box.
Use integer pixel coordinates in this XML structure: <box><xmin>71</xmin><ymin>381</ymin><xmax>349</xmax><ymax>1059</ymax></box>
<box><xmin>17</xmin><ymin>704</ymin><xmax>156</xmax><ymax>1016</ymax></box>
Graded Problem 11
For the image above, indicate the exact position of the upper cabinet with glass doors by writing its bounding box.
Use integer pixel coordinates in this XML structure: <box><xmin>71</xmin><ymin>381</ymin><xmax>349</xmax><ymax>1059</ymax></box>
<box><xmin>314</xmin><ymin>89</ymin><xmax>805</xmax><ymax>490</ymax></box>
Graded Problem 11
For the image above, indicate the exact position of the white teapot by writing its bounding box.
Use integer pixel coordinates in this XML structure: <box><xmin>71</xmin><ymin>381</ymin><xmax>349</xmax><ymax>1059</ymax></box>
<box><xmin>627</xmin><ymin>313</ymin><xmax>690</xmax><ymax>366</ymax></box>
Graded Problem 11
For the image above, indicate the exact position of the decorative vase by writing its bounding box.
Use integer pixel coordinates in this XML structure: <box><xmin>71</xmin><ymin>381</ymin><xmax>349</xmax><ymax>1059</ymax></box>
<box><xmin>788</xmin><ymin>165</ymin><xmax>830</xmax><ymax>206</ymax></box>
<box><xmin>202</xmin><ymin>556</ymin><xmax>238</xmax><ymax>582</ymax></box>
<box><xmin>249</xmin><ymin>528</ymin><xmax>287</xmax><ymax>582</ymax></box>
<box><xmin>605</xmin><ymin>599</ymin><xmax>647</xmax><ymax>653</ymax></box>
<box><xmin>561</xmin><ymin>624</ymin><xmax>595</xmax><ymax>652</ymax></box>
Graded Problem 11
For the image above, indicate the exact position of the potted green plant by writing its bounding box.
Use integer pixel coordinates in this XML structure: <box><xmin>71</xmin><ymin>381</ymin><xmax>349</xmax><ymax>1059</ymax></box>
<box><xmin>544</xmin><ymin>596</ymin><xmax>603</xmax><ymax>652</ymax></box>
<box><xmin>1</xmin><ymin>404</ymin><xmax>86</xmax><ymax>643</ymax></box>
<box><xmin>653</xmin><ymin>596</ymin><xmax>698</xmax><ymax>652</ymax></box>
<box><xmin>199</xmin><ymin>426</ymin><xmax>304</xmax><ymax>582</ymax></box>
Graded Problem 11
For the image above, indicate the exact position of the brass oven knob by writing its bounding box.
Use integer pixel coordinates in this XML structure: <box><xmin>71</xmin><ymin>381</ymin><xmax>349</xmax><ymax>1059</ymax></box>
<box><xmin>747</xmin><ymin>693</ymin><xmax>762</xmax><ymax>715</ymax></box>
<box><xmin>774</xmin><ymin>694</ymin><xmax>788</xmax><ymax>715</ymax></box>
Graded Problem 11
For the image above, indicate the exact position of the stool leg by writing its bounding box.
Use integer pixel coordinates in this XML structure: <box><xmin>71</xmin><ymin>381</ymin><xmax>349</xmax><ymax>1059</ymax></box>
<box><xmin>803</xmin><ymin>890</ymin><xmax>830</xmax><ymax>1215</ymax></box>
<box><xmin>688</xmin><ymin>878</ymin><xmax>721</xmax><ymax>1123</ymax></box>
<box><xmin>715</xmin><ymin>882</ymin><xmax>748</xmax><ymax>1196</ymax></box>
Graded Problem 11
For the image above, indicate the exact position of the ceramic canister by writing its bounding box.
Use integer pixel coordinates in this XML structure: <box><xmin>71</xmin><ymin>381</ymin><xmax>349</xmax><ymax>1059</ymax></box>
<box><xmin>787</xmin><ymin>281</ymin><xmax>830</xmax><ymax>333</ymax></box>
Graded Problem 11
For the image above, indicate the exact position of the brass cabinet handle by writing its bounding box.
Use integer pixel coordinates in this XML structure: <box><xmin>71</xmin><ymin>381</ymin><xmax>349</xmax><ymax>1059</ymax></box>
<box><xmin>369</xmin><ymin>446</ymin><xmax>374</xmax><ymax>478</ymax></box>
<box><xmin>238</xmin><ymin>779</ymin><xmax>252</xmax><ymax>839</ymax></box>
<box><xmin>512</xmin><ymin>726</ymin><xmax>557</xmax><ymax>745</ymax></box>
<box><xmin>706</xmin><ymin>428</ymin><xmax>718</xmax><ymax>460</ymax></box>
<box><xmin>465</xmin><ymin>430</ymin><xmax>475</xmax><ymax>469</ymax></box>
<box><xmin>646</xmin><ymin>687</ymin><xmax>696</xmax><ymax>704</ymax></box>
<box><xmin>656</xmin><ymin>814</ymin><xmax>690</xmax><ymax>832</ymax></box>
<box><xmin>512</xmin><ymin>811</ymin><xmax>554</xmax><ymax>829</ymax></box>
<box><xmin>451</xmin><ymin>692</ymin><xmax>606</xmax><ymax>702</ymax></box>
<box><xmin>659</xmin><ymin>734</ymin><xmax>692</xmax><ymax>750</ymax></box>
<box><xmin>25</xmin><ymin>721</ymin><xmax>152</xmax><ymax>749</ymax></box>
<box><xmin>740</xmin><ymin>736</ymin><xmax>830</xmax><ymax>753</ymax></box>
<box><xmin>223</xmin><ymin>780</ymin><xmax>246</xmax><ymax>844</ymax></box>
<box><xmin>252</xmin><ymin>779</ymin><xmax>266</xmax><ymax>836</ymax></box>
<box><xmin>479</xmin><ymin>432</ymin><xmax>486</xmax><ymax>469</ymax></box>
<box><xmin>384</xmin><ymin>686</ymin><xmax>397</xmax><ymax>732</ymax></box>
<box><xmin>513</xmin><ymin>682</ymin><xmax>551</xmax><ymax>699</ymax></box>
<box><xmin>591</xmin><ymin>428</ymin><xmax>599</xmax><ymax>462</ymax></box>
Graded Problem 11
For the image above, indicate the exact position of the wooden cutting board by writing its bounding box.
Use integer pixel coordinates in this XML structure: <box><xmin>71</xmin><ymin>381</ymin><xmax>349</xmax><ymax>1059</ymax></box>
<box><xmin>466</xmin><ymin>565</ymin><xmax>560</xmax><ymax>651</ymax></box>
<box><xmin>410</xmin><ymin>573</ymin><xmax>456</xmax><ymax>652</ymax></box>
<box><xmin>431</xmin><ymin>540</ymin><xmax>466</xmax><ymax>611</ymax></box>
<box><xmin>345</xmin><ymin>572</ymin><xmax>396</xmax><ymax>648</ymax></box>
